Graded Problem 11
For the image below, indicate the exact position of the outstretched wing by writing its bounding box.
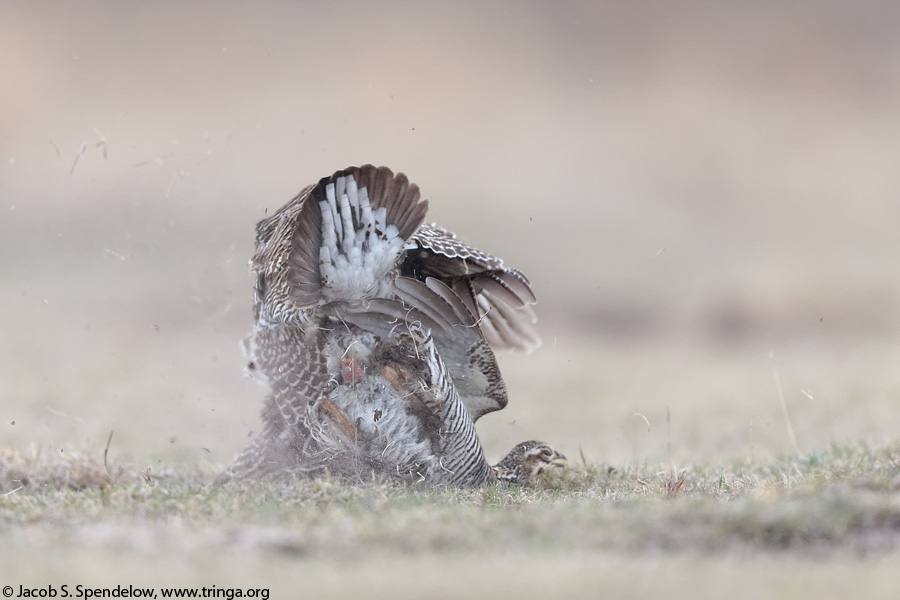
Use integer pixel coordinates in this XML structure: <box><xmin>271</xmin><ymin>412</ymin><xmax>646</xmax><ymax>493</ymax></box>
<box><xmin>400</xmin><ymin>224</ymin><xmax>541</xmax><ymax>352</ymax></box>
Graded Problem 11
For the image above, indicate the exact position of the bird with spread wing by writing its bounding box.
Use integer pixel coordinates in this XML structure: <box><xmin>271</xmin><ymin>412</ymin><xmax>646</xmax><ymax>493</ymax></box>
<box><xmin>218</xmin><ymin>165</ymin><xmax>565</xmax><ymax>486</ymax></box>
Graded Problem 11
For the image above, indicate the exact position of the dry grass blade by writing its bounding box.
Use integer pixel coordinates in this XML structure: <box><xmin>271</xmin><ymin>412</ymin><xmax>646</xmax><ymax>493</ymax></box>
<box><xmin>661</xmin><ymin>468</ymin><xmax>687</xmax><ymax>497</ymax></box>
<box><xmin>103</xmin><ymin>430</ymin><xmax>114</xmax><ymax>477</ymax></box>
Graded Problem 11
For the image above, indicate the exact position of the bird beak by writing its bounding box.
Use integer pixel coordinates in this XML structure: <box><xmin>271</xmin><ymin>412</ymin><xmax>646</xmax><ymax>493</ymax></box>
<box><xmin>551</xmin><ymin>452</ymin><xmax>567</xmax><ymax>468</ymax></box>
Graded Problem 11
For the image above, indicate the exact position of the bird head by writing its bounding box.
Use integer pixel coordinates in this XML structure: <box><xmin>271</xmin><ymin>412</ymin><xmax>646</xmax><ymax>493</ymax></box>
<box><xmin>492</xmin><ymin>440</ymin><xmax>567</xmax><ymax>485</ymax></box>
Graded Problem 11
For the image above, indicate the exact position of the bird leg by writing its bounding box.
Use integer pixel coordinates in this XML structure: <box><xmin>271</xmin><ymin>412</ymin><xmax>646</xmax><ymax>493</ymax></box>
<box><xmin>318</xmin><ymin>396</ymin><xmax>357</xmax><ymax>439</ymax></box>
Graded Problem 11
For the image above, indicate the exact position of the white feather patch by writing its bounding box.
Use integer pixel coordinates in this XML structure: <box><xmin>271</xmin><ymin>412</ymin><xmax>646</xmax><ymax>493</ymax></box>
<box><xmin>318</xmin><ymin>175</ymin><xmax>404</xmax><ymax>303</ymax></box>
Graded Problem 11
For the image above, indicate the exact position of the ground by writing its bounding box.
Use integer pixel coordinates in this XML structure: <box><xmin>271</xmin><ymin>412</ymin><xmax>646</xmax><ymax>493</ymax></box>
<box><xmin>2</xmin><ymin>443</ymin><xmax>900</xmax><ymax>599</ymax></box>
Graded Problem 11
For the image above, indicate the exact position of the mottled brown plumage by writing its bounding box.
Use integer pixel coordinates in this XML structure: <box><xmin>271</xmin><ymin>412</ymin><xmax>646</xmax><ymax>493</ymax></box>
<box><xmin>219</xmin><ymin>165</ymin><xmax>561</xmax><ymax>486</ymax></box>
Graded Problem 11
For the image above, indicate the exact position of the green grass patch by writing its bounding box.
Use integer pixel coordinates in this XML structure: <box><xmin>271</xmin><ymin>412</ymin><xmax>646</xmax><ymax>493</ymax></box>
<box><xmin>3</xmin><ymin>442</ymin><xmax>899</xmax><ymax>556</ymax></box>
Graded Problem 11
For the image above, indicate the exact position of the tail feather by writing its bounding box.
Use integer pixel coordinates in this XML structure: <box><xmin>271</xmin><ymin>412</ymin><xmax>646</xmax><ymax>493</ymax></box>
<box><xmin>285</xmin><ymin>165</ymin><xmax>428</xmax><ymax>307</ymax></box>
<box><xmin>343</xmin><ymin>166</ymin><xmax>428</xmax><ymax>241</ymax></box>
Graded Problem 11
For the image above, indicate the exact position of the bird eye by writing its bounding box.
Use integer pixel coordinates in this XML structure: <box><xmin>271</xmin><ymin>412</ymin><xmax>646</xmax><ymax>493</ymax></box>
<box><xmin>541</xmin><ymin>448</ymin><xmax>553</xmax><ymax>457</ymax></box>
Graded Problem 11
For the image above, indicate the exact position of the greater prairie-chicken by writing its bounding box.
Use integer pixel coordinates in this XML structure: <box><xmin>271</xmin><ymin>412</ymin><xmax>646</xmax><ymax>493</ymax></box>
<box><xmin>219</xmin><ymin>165</ymin><xmax>564</xmax><ymax>486</ymax></box>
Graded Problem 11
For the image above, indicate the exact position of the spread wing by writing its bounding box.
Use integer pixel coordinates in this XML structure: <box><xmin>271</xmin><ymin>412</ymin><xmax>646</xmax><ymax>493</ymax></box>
<box><xmin>400</xmin><ymin>224</ymin><xmax>541</xmax><ymax>352</ymax></box>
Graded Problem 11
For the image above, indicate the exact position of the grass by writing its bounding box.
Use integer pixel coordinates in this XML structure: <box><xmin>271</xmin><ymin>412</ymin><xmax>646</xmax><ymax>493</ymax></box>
<box><xmin>3</xmin><ymin>442</ymin><xmax>900</xmax><ymax>599</ymax></box>
<box><xmin>3</xmin><ymin>442</ymin><xmax>900</xmax><ymax>554</ymax></box>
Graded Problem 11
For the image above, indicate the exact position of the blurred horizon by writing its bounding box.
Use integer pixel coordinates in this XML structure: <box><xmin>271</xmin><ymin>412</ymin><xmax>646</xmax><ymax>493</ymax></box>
<box><xmin>3</xmin><ymin>1</ymin><xmax>900</xmax><ymax>469</ymax></box>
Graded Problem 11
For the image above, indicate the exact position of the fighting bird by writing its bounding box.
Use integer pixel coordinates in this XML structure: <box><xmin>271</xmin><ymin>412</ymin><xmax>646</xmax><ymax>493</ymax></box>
<box><xmin>219</xmin><ymin>165</ymin><xmax>564</xmax><ymax>486</ymax></box>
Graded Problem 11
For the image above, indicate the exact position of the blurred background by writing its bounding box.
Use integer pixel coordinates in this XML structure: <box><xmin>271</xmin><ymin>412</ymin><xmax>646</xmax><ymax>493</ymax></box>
<box><xmin>2</xmin><ymin>0</ymin><xmax>899</xmax><ymax>471</ymax></box>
